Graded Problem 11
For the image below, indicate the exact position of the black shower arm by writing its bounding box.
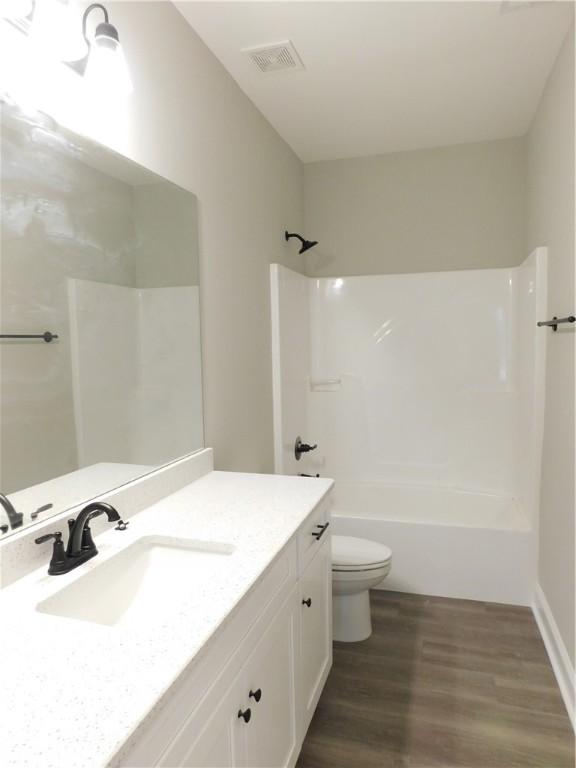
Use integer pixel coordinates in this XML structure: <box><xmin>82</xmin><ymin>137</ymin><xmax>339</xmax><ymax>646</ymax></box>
<box><xmin>285</xmin><ymin>232</ymin><xmax>305</xmax><ymax>245</ymax></box>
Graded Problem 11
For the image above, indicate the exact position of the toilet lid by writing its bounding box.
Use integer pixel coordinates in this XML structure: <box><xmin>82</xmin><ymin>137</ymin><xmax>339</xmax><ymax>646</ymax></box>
<box><xmin>331</xmin><ymin>535</ymin><xmax>392</xmax><ymax>569</ymax></box>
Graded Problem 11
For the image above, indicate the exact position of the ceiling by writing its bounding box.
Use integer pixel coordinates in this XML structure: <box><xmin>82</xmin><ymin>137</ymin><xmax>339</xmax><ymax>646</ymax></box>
<box><xmin>176</xmin><ymin>1</ymin><xmax>574</xmax><ymax>163</ymax></box>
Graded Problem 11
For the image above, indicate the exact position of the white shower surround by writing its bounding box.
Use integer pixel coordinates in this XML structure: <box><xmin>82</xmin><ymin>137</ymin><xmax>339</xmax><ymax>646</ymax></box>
<box><xmin>68</xmin><ymin>279</ymin><xmax>203</xmax><ymax>469</ymax></box>
<box><xmin>270</xmin><ymin>249</ymin><xmax>547</xmax><ymax>604</ymax></box>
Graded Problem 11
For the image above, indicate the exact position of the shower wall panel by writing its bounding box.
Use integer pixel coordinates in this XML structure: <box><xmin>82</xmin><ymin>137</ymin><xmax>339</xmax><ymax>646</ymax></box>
<box><xmin>68</xmin><ymin>279</ymin><xmax>201</xmax><ymax>468</ymax></box>
<box><xmin>308</xmin><ymin>269</ymin><xmax>519</xmax><ymax>495</ymax></box>
<box><xmin>271</xmin><ymin>251</ymin><xmax>546</xmax><ymax>517</ymax></box>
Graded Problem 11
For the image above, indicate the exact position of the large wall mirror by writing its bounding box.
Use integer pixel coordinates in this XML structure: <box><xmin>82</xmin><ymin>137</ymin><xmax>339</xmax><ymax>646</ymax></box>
<box><xmin>1</xmin><ymin>101</ymin><xmax>203</xmax><ymax>538</ymax></box>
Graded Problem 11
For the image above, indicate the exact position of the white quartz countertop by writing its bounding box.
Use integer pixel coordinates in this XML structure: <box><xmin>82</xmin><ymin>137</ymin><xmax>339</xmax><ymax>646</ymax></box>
<box><xmin>0</xmin><ymin>470</ymin><xmax>333</xmax><ymax>768</ymax></box>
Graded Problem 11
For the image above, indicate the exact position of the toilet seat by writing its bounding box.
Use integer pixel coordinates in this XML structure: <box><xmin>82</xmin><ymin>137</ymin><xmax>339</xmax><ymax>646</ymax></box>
<box><xmin>331</xmin><ymin>535</ymin><xmax>392</xmax><ymax>572</ymax></box>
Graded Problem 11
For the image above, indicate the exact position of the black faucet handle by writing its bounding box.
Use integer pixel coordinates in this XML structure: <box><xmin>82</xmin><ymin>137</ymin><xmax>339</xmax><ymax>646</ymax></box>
<box><xmin>31</xmin><ymin>503</ymin><xmax>54</xmax><ymax>520</ymax></box>
<box><xmin>115</xmin><ymin>519</ymin><xmax>129</xmax><ymax>531</ymax></box>
<box><xmin>35</xmin><ymin>531</ymin><xmax>68</xmax><ymax>575</ymax></box>
<box><xmin>35</xmin><ymin>531</ymin><xmax>63</xmax><ymax>545</ymax></box>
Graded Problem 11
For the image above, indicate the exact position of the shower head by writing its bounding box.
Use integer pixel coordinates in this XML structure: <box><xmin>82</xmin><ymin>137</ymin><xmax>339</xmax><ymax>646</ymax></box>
<box><xmin>285</xmin><ymin>231</ymin><xmax>318</xmax><ymax>254</ymax></box>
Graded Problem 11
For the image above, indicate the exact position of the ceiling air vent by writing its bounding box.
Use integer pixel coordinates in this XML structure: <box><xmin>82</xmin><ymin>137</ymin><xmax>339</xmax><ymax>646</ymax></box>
<box><xmin>243</xmin><ymin>41</ymin><xmax>305</xmax><ymax>74</ymax></box>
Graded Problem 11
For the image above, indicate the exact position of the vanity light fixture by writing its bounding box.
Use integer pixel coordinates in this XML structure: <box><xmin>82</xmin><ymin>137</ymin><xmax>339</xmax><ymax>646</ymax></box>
<box><xmin>66</xmin><ymin>2</ymin><xmax>132</xmax><ymax>94</ymax></box>
<box><xmin>284</xmin><ymin>231</ymin><xmax>319</xmax><ymax>254</ymax></box>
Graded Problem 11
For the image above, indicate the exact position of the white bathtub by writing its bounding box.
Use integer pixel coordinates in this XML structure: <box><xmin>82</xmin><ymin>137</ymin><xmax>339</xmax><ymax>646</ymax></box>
<box><xmin>330</xmin><ymin>481</ymin><xmax>534</xmax><ymax>605</ymax></box>
<box><xmin>332</xmin><ymin>481</ymin><xmax>530</xmax><ymax>530</ymax></box>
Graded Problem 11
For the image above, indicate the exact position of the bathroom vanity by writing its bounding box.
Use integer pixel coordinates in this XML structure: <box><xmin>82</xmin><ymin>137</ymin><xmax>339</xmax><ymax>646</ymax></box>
<box><xmin>1</xmin><ymin>453</ymin><xmax>333</xmax><ymax>768</ymax></box>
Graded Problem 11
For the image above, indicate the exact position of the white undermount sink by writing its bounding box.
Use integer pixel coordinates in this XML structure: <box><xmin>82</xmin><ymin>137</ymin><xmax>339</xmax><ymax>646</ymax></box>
<box><xmin>37</xmin><ymin>535</ymin><xmax>235</xmax><ymax>627</ymax></box>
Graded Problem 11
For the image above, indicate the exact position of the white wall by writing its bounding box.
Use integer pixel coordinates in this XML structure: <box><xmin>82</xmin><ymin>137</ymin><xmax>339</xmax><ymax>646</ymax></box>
<box><xmin>527</xmin><ymin>28</ymin><xmax>575</xmax><ymax>667</ymax></box>
<box><xmin>0</xmin><ymin>1</ymin><xmax>304</xmax><ymax>475</ymax></box>
<box><xmin>303</xmin><ymin>137</ymin><xmax>526</xmax><ymax>277</ymax></box>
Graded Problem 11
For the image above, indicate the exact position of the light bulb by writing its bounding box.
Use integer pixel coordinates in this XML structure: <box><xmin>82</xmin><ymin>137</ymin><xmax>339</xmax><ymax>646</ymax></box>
<box><xmin>84</xmin><ymin>28</ymin><xmax>132</xmax><ymax>96</ymax></box>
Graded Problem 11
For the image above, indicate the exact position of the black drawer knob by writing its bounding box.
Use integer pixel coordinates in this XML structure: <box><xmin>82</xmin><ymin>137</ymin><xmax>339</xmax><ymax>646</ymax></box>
<box><xmin>238</xmin><ymin>708</ymin><xmax>251</xmax><ymax>723</ymax></box>
<box><xmin>249</xmin><ymin>688</ymin><xmax>262</xmax><ymax>703</ymax></box>
<box><xmin>302</xmin><ymin>597</ymin><xmax>312</xmax><ymax>607</ymax></box>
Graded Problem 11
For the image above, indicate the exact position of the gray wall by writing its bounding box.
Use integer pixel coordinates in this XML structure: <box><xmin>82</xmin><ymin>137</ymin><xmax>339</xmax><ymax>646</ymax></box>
<box><xmin>527</xmin><ymin>27</ymin><xmax>575</xmax><ymax>665</ymax></box>
<box><xmin>303</xmin><ymin>138</ymin><xmax>526</xmax><ymax>276</ymax></box>
<box><xmin>134</xmin><ymin>183</ymin><xmax>199</xmax><ymax>288</ymax></box>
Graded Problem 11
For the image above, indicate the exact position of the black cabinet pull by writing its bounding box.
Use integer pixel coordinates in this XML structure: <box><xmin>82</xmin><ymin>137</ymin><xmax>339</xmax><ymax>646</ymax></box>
<box><xmin>302</xmin><ymin>597</ymin><xmax>312</xmax><ymax>607</ymax></box>
<box><xmin>238</xmin><ymin>708</ymin><xmax>251</xmax><ymax>723</ymax></box>
<box><xmin>249</xmin><ymin>688</ymin><xmax>262</xmax><ymax>703</ymax></box>
<box><xmin>311</xmin><ymin>522</ymin><xmax>330</xmax><ymax>541</ymax></box>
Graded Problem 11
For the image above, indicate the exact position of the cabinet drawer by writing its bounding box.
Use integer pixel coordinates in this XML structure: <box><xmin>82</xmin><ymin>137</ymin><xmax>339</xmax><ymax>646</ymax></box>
<box><xmin>298</xmin><ymin>495</ymin><xmax>331</xmax><ymax>572</ymax></box>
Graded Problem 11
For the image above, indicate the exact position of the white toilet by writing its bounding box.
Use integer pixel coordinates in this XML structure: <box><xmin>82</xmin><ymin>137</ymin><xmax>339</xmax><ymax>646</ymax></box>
<box><xmin>331</xmin><ymin>535</ymin><xmax>392</xmax><ymax>642</ymax></box>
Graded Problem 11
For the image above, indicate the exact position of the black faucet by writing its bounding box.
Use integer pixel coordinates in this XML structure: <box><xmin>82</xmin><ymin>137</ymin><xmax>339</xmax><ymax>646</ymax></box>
<box><xmin>0</xmin><ymin>493</ymin><xmax>24</xmax><ymax>530</ymax></box>
<box><xmin>35</xmin><ymin>502</ymin><xmax>129</xmax><ymax>575</ymax></box>
<box><xmin>67</xmin><ymin>502</ymin><xmax>122</xmax><ymax>557</ymax></box>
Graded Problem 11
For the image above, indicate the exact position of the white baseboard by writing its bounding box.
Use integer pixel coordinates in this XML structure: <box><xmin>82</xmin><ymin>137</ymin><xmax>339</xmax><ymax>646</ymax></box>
<box><xmin>532</xmin><ymin>583</ymin><xmax>575</xmax><ymax>729</ymax></box>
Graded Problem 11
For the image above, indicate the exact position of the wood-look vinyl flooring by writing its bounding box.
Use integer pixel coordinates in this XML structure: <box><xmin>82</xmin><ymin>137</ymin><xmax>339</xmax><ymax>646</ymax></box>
<box><xmin>297</xmin><ymin>591</ymin><xmax>574</xmax><ymax>768</ymax></box>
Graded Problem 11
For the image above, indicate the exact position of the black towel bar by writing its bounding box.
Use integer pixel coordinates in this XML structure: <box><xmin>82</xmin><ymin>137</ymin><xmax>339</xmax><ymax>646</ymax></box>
<box><xmin>536</xmin><ymin>316</ymin><xmax>575</xmax><ymax>332</ymax></box>
<box><xmin>0</xmin><ymin>332</ymin><xmax>59</xmax><ymax>342</ymax></box>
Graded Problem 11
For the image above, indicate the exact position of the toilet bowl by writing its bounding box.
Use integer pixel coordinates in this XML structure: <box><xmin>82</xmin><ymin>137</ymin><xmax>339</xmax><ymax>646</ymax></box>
<box><xmin>331</xmin><ymin>535</ymin><xmax>392</xmax><ymax>643</ymax></box>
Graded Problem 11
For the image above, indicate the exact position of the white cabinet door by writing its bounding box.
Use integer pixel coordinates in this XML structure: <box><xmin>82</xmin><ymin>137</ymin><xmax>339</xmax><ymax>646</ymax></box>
<box><xmin>299</xmin><ymin>537</ymin><xmax>332</xmax><ymax>734</ymax></box>
<box><xmin>158</xmin><ymin>675</ymin><xmax>243</xmax><ymax>768</ymax></box>
<box><xmin>239</xmin><ymin>588</ymin><xmax>299</xmax><ymax>768</ymax></box>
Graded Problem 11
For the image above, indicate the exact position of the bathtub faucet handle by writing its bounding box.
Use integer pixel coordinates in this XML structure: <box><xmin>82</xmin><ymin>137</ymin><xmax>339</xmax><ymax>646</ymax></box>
<box><xmin>295</xmin><ymin>436</ymin><xmax>318</xmax><ymax>460</ymax></box>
